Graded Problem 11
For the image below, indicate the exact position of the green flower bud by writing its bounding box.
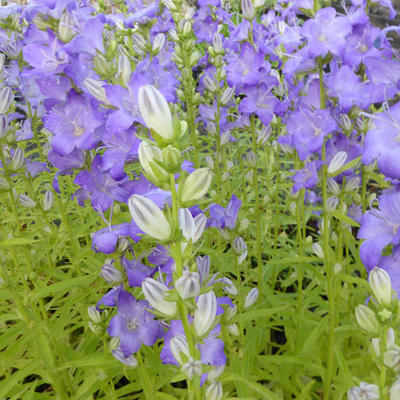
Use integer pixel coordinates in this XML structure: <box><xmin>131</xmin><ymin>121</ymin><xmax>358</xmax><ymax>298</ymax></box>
<box><xmin>162</xmin><ymin>145</ymin><xmax>182</xmax><ymax>173</ymax></box>
<box><xmin>181</xmin><ymin>168</ymin><xmax>213</xmax><ymax>203</ymax></box>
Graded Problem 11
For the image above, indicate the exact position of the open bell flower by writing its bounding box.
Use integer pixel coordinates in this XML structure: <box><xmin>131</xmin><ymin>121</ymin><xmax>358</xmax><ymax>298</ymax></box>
<box><xmin>128</xmin><ymin>194</ymin><xmax>171</xmax><ymax>241</ymax></box>
<box><xmin>138</xmin><ymin>84</ymin><xmax>173</xmax><ymax>141</ymax></box>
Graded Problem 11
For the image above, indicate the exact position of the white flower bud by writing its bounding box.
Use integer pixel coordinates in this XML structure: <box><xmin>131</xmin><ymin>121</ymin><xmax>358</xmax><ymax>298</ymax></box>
<box><xmin>312</xmin><ymin>243</ymin><xmax>324</xmax><ymax>258</ymax></box>
<box><xmin>152</xmin><ymin>33</ymin><xmax>166</xmax><ymax>54</ymax></box>
<box><xmin>326</xmin><ymin>196</ymin><xmax>339</xmax><ymax>212</ymax></box>
<box><xmin>369</xmin><ymin>267</ymin><xmax>393</xmax><ymax>306</ymax></box>
<box><xmin>257</xmin><ymin>124</ymin><xmax>271</xmax><ymax>145</ymax></box>
<box><xmin>390</xmin><ymin>379</ymin><xmax>400</xmax><ymax>400</ymax></box>
<box><xmin>327</xmin><ymin>177</ymin><xmax>341</xmax><ymax>195</ymax></box>
<box><xmin>244</xmin><ymin>288</ymin><xmax>258</xmax><ymax>309</ymax></box>
<box><xmin>227</xmin><ymin>323</ymin><xmax>240</xmax><ymax>336</ymax></box>
<box><xmin>206</xmin><ymin>381</ymin><xmax>223</xmax><ymax>400</ymax></box>
<box><xmin>241</xmin><ymin>0</ymin><xmax>255</xmax><ymax>19</ymax></box>
<box><xmin>340</xmin><ymin>114</ymin><xmax>352</xmax><ymax>131</ymax></box>
<box><xmin>138</xmin><ymin>141</ymin><xmax>169</xmax><ymax>186</ymax></box>
<box><xmin>19</xmin><ymin>194</ymin><xmax>36</xmax><ymax>208</ymax></box>
<box><xmin>182</xmin><ymin>21</ymin><xmax>192</xmax><ymax>36</ymax></box>
<box><xmin>0</xmin><ymin>177</ymin><xmax>9</xmax><ymax>190</ymax></box>
<box><xmin>220</xmin><ymin>87</ymin><xmax>234</xmax><ymax>106</ymax></box>
<box><xmin>128</xmin><ymin>195</ymin><xmax>171</xmax><ymax>241</ymax></box>
<box><xmin>0</xmin><ymin>115</ymin><xmax>8</xmax><ymax>138</ymax></box>
<box><xmin>58</xmin><ymin>11</ymin><xmax>75</xmax><ymax>42</ymax></box>
<box><xmin>345</xmin><ymin>177</ymin><xmax>361</xmax><ymax>192</ymax></box>
<box><xmin>220</xmin><ymin>132</ymin><xmax>230</xmax><ymax>146</ymax></box>
<box><xmin>213</xmin><ymin>33</ymin><xmax>223</xmax><ymax>53</ymax></box>
<box><xmin>169</xmin><ymin>29</ymin><xmax>179</xmax><ymax>41</ymax></box>
<box><xmin>88</xmin><ymin>305</ymin><xmax>102</xmax><ymax>324</ymax></box>
<box><xmin>43</xmin><ymin>190</ymin><xmax>54</xmax><ymax>211</ymax></box>
<box><xmin>334</xmin><ymin>263</ymin><xmax>342</xmax><ymax>275</ymax></box>
<box><xmin>175</xmin><ymin>269</ymin><xmax>200</xmax><ymax>299</ymax></box>
<box><xmin>0</xmin><ymin>54</ymin><xmax>5</xmax><ymax>74</ymax></box>
<box><xmin>142</xmin><ymin>278</ymin><xmax>177</xmax><ymax>316</ymax></box>
<box><xmin>348</xmin><ymin>382</ymin><xmax>379</xmax><ymax>400</ymax></box>
<box><xmin>194</xmin><ymin>291</ymin><xmax>217</xmax><ymax>337</ymax></box>
<box><xmin>238</xmin><ymin>218</ymin><xmax>249</xmax><ymax>232</ymax></box>
<box><xmin>11</xmin><ymin>148</ymin><xmax>24</xmax><ymax>171</ymax></box>
<box><xmin>328</xmin><ymin>151</ymin><xmax>348</xmax><ymax>175</ymax></box>
<box><xmin>82</xmin><ymin>78</ymin><xmax>109</xmax><ymax>104</ymax></box>
<box><xmin>181</xmin><ymin>168</ymin><xmax>213</xmax><ymax>203</ymax></box>
<box><xmin>384</xmin><ymin>344</ymin><xmax>400</xmax><ymax>369</ymax></box>
<box><xmin>355</xmin><ymin>305</ymin><xmax>380</xmax><ymax>334</ymax></box>
<box><xmin>225</xmin><ymin>304</ymin><xmax>237</xmax><ymax>321</ymax></box>
<box><xmin>138</xmin><ymin>84</ymin><xmax>173</xmax><ymax>141</ymax></box>
<box><xmin>204</xmin><ymin>75</ymin><xmax>217</xmax><ymax>93</ymax></box>
<box><xmin>116</xmin><ymin>54</ymin><xmax>131</xmax><ymax>87</ymax></box>
<box><xmin>132</xmin><ymin>33</ymin><xmax>147</xmax><ymax>51</ymax></box>
<box><xmin>205</xmin><ymin>156</ymin><xmax>214</xmax><ymax>170</ymax></box>
<box><xmin>170</xmin><ymin>334</ymin><xmax>190</xmax><ymax>365</ymax></box>
<box><xmin>254</xmin><ymin>0</ymin><xmax>265</xmax><ymax>7</ymax></box>
<box><xmin>372</xmin><ymin>328</ymin><xmax>395</xmax><ymax>357</ymax></box>
<box><xmin>182</xmin><ymin>360</ymin><xmax>202</xmax><ymax>380</ymax></box>
<box><xmin>221</xmin><ymin>277</ymin><xmax>238</xmax><ymax>295</ymax></box>
<box><xmin>100</xmin><ymin>261</ymin><xmax>122</xmax><ymax>285</ymax></box>
<box><xmin>197</xmin><ymin>255</ymin><xmax>210</xmax><ymax>283</ymax></box>
<box><xmin>207</xmin><ymin>365</ymin><xmax>225</xmax><ymax>382</ymax></box>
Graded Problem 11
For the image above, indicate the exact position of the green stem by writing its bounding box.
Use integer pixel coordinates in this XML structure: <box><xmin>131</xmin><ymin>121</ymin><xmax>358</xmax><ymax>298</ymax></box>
<box><xmin>137</xmin><ymin>351</ymin><xmax>154</xmax><ymax>400</ymax></box>
<box><xmin>250</xmin><ymin>116</ymin><xmax>263</xmax><ymax>290</ymax></box>
<box><xmin>169</xmin><ymin>173</ymin><xmax>201</xmax><ymax>400</ymax></box>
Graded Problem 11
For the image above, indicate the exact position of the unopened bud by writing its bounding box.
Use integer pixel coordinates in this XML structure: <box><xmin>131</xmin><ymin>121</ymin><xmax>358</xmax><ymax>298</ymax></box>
<box><xmin>138</xmin><ymin>141</ymin><xmax>169</xmax><ymax>187</ymax></box>
<box><xmin>369</xmin><ymin>267</ymin><xmax>393</xmax><ymax>306</ymax></box>
<box><xmin>93</xmin><ymin>54</ymin><xmax>109</xmax><ymax>77</ymax></box>
<box><xmin>326</xmin><ymin>196</ymin><xmax>339</xmax><ymax>212</ymax></box>
<box><xmin>128</xmin><ymin>195</ymin><xmax>172</xmax><ymax>241</ymax></box>
<box><xmin>182</xmin><ymin>21</ymin><xmax>192</xmax><ymax>36</ymax></box>
<box><xmin>355</xmin><ymin>305</ymin><xmax>380</xmax><ymax>334</ymax></box>
<box><xmin>162</xmin><ymin>145</ymin><xmax>182</xmax><ymax>173</ymax></box>
<box><xmin>206</xmin><ymin>381</ymin><xmax>223</xmax><ymax>400</ymax></box>
<box><xmin>194</xmin><ymin>291</ymin><xmax>217</xmax><ymax>337</ymax></box>
<box><xmin>242</xmin><ymin>0</ymin><xmax>255</xmax><ymax>19</ymax></box>
<box><xmin>244</xmin><ymin>288</ymin><xmax>258</xmax><ymax>309</ymax></box>
<box><xmin>19</xmin><ymin>194</ymin><xmax>36</xmax><ymax>208</ymax></box>
<box><xmin>204</xmin><ymin>75</ymin><xmax>217</xmax><ymax>93</ymax></box>
<box><xmin>312</xmin><ymin>243</ymin><xmax>324</xmax><ymax>258</ymax></box>
<box><xmin>257</xmin><ymin>125</ymin><xmax>271</xmax><ymax>145</ymax></box>
<box><xmin>190</xmin><ymin>51</ymin><xmax>200</xmax><ymax>66</ymax></box>
<box><xmin>82</xmin><ymin>78</ymin><xmax>109</xmax><ymax>104</ymax></box>
<box><xmin>170</xmin><ymin>334</ymin><xmax>190</xmax><ymax>365</ymax></box>
<box><xmin>43</xmin><ymin>190</ymin><xmax>54</xmax><ymax>211</ymax></box>
<box><xmin>197</xmin><ymin>255</ymin><xmax>210</xmax><ymax>283</ymax></box>
<box><xmin>11</xmin><ymin>148</ymin><xmax>24</xmax><ymax>171</ymax></box>
<box><xmin>142</xmin><ymin>278</ymin><xmax>177</xmax><ymax>316</ymax></box>
<box><xmin>175</xmin><ymin>269</ymin><xmax>200</xmax><ymax>299</ymax></box>
<box><xmin>213</xmin><ymin>33</ymin><xmax>223</xmax><ymax>53</ymax></box>
<box><xmin>182</xmin><ymin>360</ymin><xmax>202</xmax><ymax>380</ymax></box>
<box><xmin>112</xmin><ymin>347</ymin><xmax>138</xmax><ymax>367</ymax></box>
<box><xmin>205</xmin><ymin>155</ymin><xmax>214</xmax><ymax>170</ymax></box>
<box><xmin>345</xmin><ymin>176</ymin><xmax>360</xmax><ymax>192</ymax></box>
<box><xmin>238</xmin><ymin>218</ymin><xmax>250</xmax><ymax>232</ymax></box>
<box><xmin>116</xmin><ymin>54</ymin><xmax>131</xmax><ymax>87</ymax></box>
<box><xmin>152</xmin><ymin>33</ymin><xmax>166</xmax><ymax>54</ymax></box>
<box><xmin>327</xmin><ymin>177</ymin><xmax>341</xmax><ymax>195</ymax></box>
<box><xmin>227</xmin><ymin>323</ymin><xmax>240</xmax><ymax>336</ymax></box>
<box><xmin>100</xmin><ymin>261</ymin><xmax>122</xmax><ymax>285</ymax></box>
<box><xmin>390</xmin><ymin>379</ymin><xmax>400</xmax><ymax>400</ymax></box>
<box><xmin>138</xmin><ymin>85</ymin><xmax>173</xmax><ymax>141</ymax></box>
<box><xmin>0</xmin><ymin>87</ymin><xmax>13</xmax><ymax>114</ymax></box>
<box><xmin>163</xmin><ymin>0</ymin><xmax>177</xmax><ymax>11</ymax></box>
<box><xmin>88</xmin><ymin>305</ymin><xmax>102</xmax><ymax>324</ymax></box>
<box><xmin>0</xmin><ymin>177</ymin><xmax>9</xmax><ymax>190</ymax></box>
<box><xmin>58</xmin><ymin>11</ymin><xmax>75</xmax><ymax>42</ymax></box>
<box><xmin>328</xmin><ymin>151</ymin><xmax>347</xmax><ymax>175</ymax></box>
<box><xmin>0</xmin><ymin>115</ymin><xmax>8</xmax><ymax>138</ymax></box>
<box><xmin>347</xmin><ymin>383</ymin><xmax>379</xmax><ymax>400</ymax></box>
<box><xmin>220</xmin><ymin>87</ymin><xmax>234</xmax><ymax>106</ymax></box>
<box><xmin>181</xmin><ymin>168</ymin><xmax>213</xmax><ymax>203</ymax></box>
<box><xmin>247</xmin><ymin>151</ymin><xmax>257</xmax><ymax>167</ymax></box>
<box><xmin>221</xmin><ymin>277</ymin><xmax>238</xmax><ymax>295</ymax></box>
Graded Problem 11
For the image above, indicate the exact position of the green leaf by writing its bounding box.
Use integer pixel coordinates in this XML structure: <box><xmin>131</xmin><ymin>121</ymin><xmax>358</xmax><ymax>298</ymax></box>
<box><xmin>0</xmin><ymin>238</ymin><xmax>41</xmax><ymax>246</ymax></box>
<box><xmin>331</xmin><ymin>212</ymin><xmax>360</xmax><ymax>227</ymax></box>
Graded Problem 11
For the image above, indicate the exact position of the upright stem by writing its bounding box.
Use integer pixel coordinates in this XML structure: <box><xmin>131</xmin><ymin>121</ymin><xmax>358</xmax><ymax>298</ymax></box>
<box><xmin>250</xmin><ymin>116</ymin><xmax>263</xmax><ymax>290</ymax></box>
<box><xmin>169</xmin><ymin>174</ymin><xmax>201</xmax><ymax>400</ymax></box>
<box><xmin>319</xmin><ymin>60</ymin><xmax>335</xmax><ymax>399</ymax></box>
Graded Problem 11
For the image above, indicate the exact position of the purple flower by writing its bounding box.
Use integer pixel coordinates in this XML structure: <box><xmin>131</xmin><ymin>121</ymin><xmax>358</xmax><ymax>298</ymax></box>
<box><xmin>208</xmin><ymin>195</ymin><xmax>241</xmax><ymax>229</ymax></box>
<box><xmin>122</xmin><ymin>255</ymin><xmax>155</xmax><ymax>287</ymax></box>
<box><xmin>239</xmin><ymin>82</ymin><xmax>279</xmax><ymax>126</ymax></box>
<box><xmin>73</xmin><ymin>155</ymin><xmax>137</xmax><ymax>212</ymax></box>
<box><xmin>226</xmin><ymin>43</ymin><xmax>264</xmax><ymax>91</ymax></box>
<box><xmin>358</xmin><ymin>188</ymin><xmax>400</xmax><ymax>270</ymax></box>
<box><xmin>45</xmin><ymin>91</ymin><xmax>104</xmax><ymax>155</ymax></box>
<box><xmin>362</xmin><ymin>102</ymin><xmax>400</xmax><ymax>179</ymax></box>
<box><xmin>286</xmin><ymin>106</ymin><xmax>337</xmax><ymax>161</ymax></box>
<box><xmin>108</xmin><ymin>290</ymin><xmax>163</xmax><ymax>357</ymax></box>
<box><xmin>92</xmin><ymin>222</ymin><xmax>142</xmax><ymax>254</ymax></box>
<box><xmin>301</xmin><ymin>7</ymin><xmax>351</xmax><ymax>58</ymax></box>
<box><xmin>291</xmin><ymin>160</ymin><xmax>323</xmax><ymax>193</ymax></box>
